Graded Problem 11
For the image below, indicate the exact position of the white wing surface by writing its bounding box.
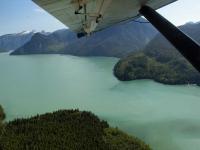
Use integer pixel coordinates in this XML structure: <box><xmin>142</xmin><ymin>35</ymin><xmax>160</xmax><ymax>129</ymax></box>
<box><xmin>33</xmin><ymin>0</ymin><xmax>176</xmax><ymax>34</ymax></box>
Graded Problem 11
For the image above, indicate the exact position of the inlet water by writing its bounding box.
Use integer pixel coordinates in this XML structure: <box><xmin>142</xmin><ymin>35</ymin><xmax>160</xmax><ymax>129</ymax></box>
<box><xmin>0</xmin><ymin>53</ymin><xmax>200</xmax><ymax>150</ymax></box>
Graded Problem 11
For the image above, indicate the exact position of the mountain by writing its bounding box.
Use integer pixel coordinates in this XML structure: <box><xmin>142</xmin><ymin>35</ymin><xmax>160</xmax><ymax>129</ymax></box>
<box><xmin>0</xmin><ymin>108</ymin><xmax>151</xmax><ymax>150</ymax></box>
<box><xmin>114</xmin><ymin>22</ymin><xmax>200</xmax><ymax>85</ymax></box>
<box><xmin>62</xmin><ymin>18</ymin><xmax>157</xmax><ymax>57</ymax></box>
<box><xmin>0</xmin><ymin>31</ymin><xmax>36</xmax><ymax>52</ymax></box>
<box><xmin>11</xmin><ymin>29</ymin><xmax>77</xmax><ymax>55</ymax></box>
<box><xmin>11</xmin><ymin>18</ymin><xmax>157</xmax><ymax>57</ymax></box>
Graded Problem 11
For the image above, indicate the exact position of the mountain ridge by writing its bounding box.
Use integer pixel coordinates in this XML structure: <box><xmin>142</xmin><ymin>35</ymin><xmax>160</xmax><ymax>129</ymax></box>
<box><xmin>11</xmin><ymin>18</ymin><xmax>157</xmax><ymax>57</ymax></box>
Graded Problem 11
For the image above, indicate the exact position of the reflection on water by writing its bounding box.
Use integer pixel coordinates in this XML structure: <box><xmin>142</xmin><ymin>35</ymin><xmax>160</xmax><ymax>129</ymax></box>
<box><xmin>0</xmin><ymin>53</ymin><xmax>200</xmax><ymax>150</ymax></box>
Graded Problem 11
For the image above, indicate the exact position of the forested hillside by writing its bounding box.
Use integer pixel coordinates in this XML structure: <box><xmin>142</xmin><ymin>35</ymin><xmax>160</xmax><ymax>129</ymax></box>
<box><xmin>114</xmin><ymin>22</ymin><xmax>200</xmax><ymax>85</ymax></box>
<box><xmin>0</xmin><ymin>108</ymin><xmax>151</xmax><ymax>150</ymax></box>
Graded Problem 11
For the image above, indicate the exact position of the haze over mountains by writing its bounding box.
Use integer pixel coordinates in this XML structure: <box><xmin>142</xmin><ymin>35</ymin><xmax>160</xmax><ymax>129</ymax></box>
<box><xmin>10</xmin><ymin>18</ymin><xmax>157</xmax><ymax>57</ymax></box>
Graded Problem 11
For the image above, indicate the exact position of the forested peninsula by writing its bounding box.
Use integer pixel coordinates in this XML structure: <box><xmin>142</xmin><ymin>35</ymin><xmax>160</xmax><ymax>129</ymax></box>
<box><xmin>114</xmin><ymin>22</ymin><xmax>200</xmax><ymax>85</ymax></box>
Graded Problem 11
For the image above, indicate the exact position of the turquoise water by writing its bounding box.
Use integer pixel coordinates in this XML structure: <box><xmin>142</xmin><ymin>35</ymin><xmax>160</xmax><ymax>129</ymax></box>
<box><xmin>0</xmin><ymin>53</ymin><xmax>200</xmax><ymax>150</ymax></box>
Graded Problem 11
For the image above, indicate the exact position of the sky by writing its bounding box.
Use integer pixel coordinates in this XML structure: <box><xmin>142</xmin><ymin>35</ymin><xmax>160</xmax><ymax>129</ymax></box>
<box><xmin>0</xmin><ymin>0</ymin><xmax>200</xmax><ymax>35</ymax></box>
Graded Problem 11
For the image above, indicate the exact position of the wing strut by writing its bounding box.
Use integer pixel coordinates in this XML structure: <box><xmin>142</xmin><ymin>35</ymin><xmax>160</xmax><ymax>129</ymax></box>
<box><xmin>139</xmin><ymin>5</ymin><xmax>200</xmax><ymax>72</ymax></box>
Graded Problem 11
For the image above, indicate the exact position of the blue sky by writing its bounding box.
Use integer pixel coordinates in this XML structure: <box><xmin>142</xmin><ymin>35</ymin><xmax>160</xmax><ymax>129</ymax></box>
<box><xmin>0</xmin><ymin>0</ymin><xmax>200</xmax><ymax>35</ymax></box>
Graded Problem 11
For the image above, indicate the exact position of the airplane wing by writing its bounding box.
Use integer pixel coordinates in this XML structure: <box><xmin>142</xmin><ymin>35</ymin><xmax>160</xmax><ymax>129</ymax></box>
<box><xmin>32</xmin><ymin>0</ymin><xmax>176</xmax><ymax>34</ymax></box>
<box><xmin>32</xmin><ymin>0</ymin><xmax>200</xmax><ymax>73</ymax></box>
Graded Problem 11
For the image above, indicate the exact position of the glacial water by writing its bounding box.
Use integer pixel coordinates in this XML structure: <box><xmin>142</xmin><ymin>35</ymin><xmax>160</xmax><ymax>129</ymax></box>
<box><xmin>0</xmin><ymin>53</ymin><xmax>200</xmax><ymax>150</ymax></box>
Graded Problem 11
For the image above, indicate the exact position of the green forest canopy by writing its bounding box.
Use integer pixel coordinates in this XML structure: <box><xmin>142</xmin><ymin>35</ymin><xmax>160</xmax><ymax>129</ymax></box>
<box><xmin>0</xmin><ymin>107</ymin><xmax>151</xmax><ymax>150</ymax></box>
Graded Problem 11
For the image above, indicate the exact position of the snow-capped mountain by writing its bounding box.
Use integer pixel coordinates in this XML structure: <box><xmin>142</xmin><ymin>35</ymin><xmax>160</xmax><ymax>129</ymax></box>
<box><xmin>0</xmin><ymin>30</ymin><xmax>49</xmax><ymax>52</ymax></box>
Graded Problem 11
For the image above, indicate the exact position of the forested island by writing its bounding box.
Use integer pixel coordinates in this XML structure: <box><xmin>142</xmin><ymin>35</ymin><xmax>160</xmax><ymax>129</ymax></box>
<box><xmin>0</xmin><ymin>106</ymin><xmax>151</xmax><ymax>150</ymax></box>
